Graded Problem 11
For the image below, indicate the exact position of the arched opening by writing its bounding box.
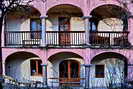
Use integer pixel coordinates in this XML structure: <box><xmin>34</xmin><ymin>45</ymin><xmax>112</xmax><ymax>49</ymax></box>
<box><xmin>90</xmin><ymin>52</ymin><xmax>128</xmax><ymax>88</ymax></box>
<box><xmin>47</xmin><ymin>52</ymin><xmax>84</xmax><ymax>86</ymax></box>
<box><xmin>46</xmin><ymin>4</ymin><xmax>84</xmax><ymax>46</ymax></box>
<box><xmin>90</xmin><ymin>4</ymin><xmax>128</xmax><ymax>31</ymax></box>
<box><xmin>5</xmin><ymin>6</ymin><xmax>41</xmax><ymax>46</ymax></box>
<box><xmin>47</xmin><ymin>4</ymin><xmax>83</xmax><ymax>17</ymax></box>
<box><xmin>5</xmin><ymin>52</ymin><xmax>43</xmax><ymax>82</ymax></box>
<box><xmin>89</xmin><ymin>5</ymin><xmax>129</xmax><ymax>47</ymax></box>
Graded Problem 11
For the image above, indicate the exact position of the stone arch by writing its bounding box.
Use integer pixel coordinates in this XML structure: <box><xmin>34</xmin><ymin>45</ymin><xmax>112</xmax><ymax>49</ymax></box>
<box><xmin>47</xmin><ymin>51</ymin><xmax>85</xmax><ymax>62</ymax></box>
<box><xmin>48</xmin><ymin>52</ymin><xmax>84</xmax><ymax>61</ymax></box>
<box><xmin>4</xmin><ymin>50</ymin><xmax>43</xmax><ymax>62</ymax></box>
<box><xmin>46</xmin><ymin>4</ymin><xmax>84</xmax><ymax>17</ymax></box>
<box><xmin>89</xmin><ymin>2</ymin><xmax>128</xmax><ymax>15</ymax></box>
<box><xmin>89</xmin><ymin>4</ymin><xmax>128</xmax><ymax>31</ymax></box>
<box><xmin>89</xmin><ymin>52</ymin><xmax>128</xmax><ymax>87</ymax></box>
<box><xmin>90</xmin><ymin>4</ymin><xmax>128</xmax><ymax>18</ymax></box>
<box><xmin>7</xmin><ymin>5</ymin><xmax>41</xmax><ymax>18</ymax></box>
<box><xmin>47</xmin><ymin>52</ymin><xmax>84</xmax><ymax>86</ymax></box>
<box><xmin>5</xmin><ymin>51</ymin><xmax>40</xmax><ymax>61</ymax></box>
<box><xmin>91</xmin><ymin>52</ymin><xmax>128</xmax><ymax>63</ymax></box>
<box><xmin>91</xmin><ymin>52</ymin><xmax>128</xmax><ymax>77</ymax></box>
<box><xmin>5</xmin><ymin>51</ymin><xmax>43</xmax><ymax>82</ymax></box>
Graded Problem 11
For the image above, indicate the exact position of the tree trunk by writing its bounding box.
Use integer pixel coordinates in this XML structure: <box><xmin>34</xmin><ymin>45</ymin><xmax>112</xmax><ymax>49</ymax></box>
<box><xmin>0</xmin><ymin>16</ymin><xmax>4</xmax><ymax>74</ymax></box>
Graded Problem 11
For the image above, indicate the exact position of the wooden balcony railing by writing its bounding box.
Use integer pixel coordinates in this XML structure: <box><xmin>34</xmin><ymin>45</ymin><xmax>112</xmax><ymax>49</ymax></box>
<box><xmin>4</xmin><ymin>31</ymin><xmax>41</xmax><ymax>47</ymax></box>
<box><xmin>89</xmin><ymin>31</ymin><xmax>130</xmax><ymax>48</ymax></box>
<box><xmin>46</xmin><ymin>31</ymin><xmax>86</xmax><ymax>46</ymax></box>
<box><xmin>4</xmin><ymin>31</ymin><xmax>130</xmax><ymax>48</ymax></box>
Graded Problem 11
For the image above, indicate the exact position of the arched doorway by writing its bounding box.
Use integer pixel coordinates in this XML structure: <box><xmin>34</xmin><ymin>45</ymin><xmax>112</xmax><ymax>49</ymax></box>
<box><xmin>5</xmin><ymin>6</ymin><xmax>41</xmax><ymax>47</ymax></box>
<box><xmin>46</xmin><ymin>4</ymin><xmax>84</xmax><ymax>46</ymax></box>
<box><xmin>90</xmin><ymin>52</ymin><xmax>128</xmax><ymax>88</ymax></box>
<box><xmin>59</xmin><ymin>60</ymin><xmax>80</xmax><ymax>85</ymax></box>
<box><xmin>5</xmin><ymin>52</ymin><xmax>43</xmax><ymax>82</ymax></box>
<box><xmin>90</xmin><ymin>4</ymin><xmax>128</xmax><ymax>32</ymax></box>
<box><xmin>89</xmin><ymin>4</ymin><xmax>130</xmax><ymax>47</ymax></box>
<box><xmin>47</xmin><ymin>52</ymin><xmax>84</xmax><ymax>86</ymax></box>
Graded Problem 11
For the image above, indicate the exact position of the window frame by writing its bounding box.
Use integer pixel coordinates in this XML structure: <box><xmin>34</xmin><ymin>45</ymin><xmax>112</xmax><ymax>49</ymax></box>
<box><xmin>95</xmin><ymin>64</ymin><xmax>105</xmax><ymax>78</ymax></box>
<box><xmin>30</xmin><ymin>60</ymin><xmax>43</xmax><ymax>76</ymax></box>
<box><xmin>30</xmin><ymin>18</ymin><xmax>42</xmax><ymax>39</ymax></box>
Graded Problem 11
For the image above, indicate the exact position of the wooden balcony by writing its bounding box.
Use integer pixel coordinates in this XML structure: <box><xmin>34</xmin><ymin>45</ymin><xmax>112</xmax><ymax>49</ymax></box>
<box><xmin>4</xmin><ymin>31</ymin><xmax>41</xmax><ymax>47</ymax></box>
<box><xmin>4</xmin><ymin>31</ymin><xmax>130</xmax><ymax>48</ymax></box>
<box><xmin>46</xmin><ymin>31</ymin><xmax>86</xmax><ymax>47</ymax></box>
<box><xmin>89</xmin><ymin>31</ymin><xmax>130</xmax><ymax>48</ymax></box>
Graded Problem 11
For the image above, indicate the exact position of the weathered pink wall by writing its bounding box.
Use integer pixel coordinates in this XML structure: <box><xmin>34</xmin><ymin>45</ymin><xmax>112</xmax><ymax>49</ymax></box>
<box><xmin>2</xmin><ymin>0</ymin><xmax>133</xmax><ymax>63</ymax></box>
<box><xmin>1</xmin><ymin>0</ymin><xmax>133</xmax><ymax>78</ymax></box>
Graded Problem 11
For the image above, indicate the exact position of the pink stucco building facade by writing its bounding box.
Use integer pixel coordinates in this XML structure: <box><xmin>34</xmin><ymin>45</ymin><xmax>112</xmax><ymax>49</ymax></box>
<box><xmin>1</xmin><ymin>0</ymin><xmax>133</xmax><ymax>88</ymax></box>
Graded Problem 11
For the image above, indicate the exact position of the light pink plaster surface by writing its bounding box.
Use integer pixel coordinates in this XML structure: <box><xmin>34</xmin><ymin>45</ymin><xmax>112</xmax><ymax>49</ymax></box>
<box><xmin>1</xmin><ymin>0</ymin><xmax>133</xmax><ymax>78</ymax></box>
<box><xmin>2</xmin><ymin>0</ymin><xmax>133</xmax><ymax>64</ymax></box>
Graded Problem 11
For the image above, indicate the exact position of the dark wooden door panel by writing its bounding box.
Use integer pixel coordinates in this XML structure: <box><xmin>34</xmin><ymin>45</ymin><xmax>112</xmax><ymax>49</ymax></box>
<box><xmin>59</xmin><ymin>17</ymin><xmax>70</xmax><ymax>45</ymax></box>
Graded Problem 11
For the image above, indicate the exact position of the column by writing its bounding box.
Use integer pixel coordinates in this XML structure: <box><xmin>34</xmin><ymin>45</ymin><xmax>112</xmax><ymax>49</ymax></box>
<box><xmin>40</xmin><ymin>16</ymin><xmax>47</xmax><ymax>47</ymax></box>
<box><xmin>81</xmin><ymin>64</ymin><xmax>92</xmax><ymax>89</ymax></box>
<box><xmin>41</xmin><ymin>64</ymin><xmax>47</xmax><ymax>87</ymax></box>
<box><xmin>83</xmin><ymin>16</ymin><xmax>91</xmax><ymax>46</ymax></box>
<box><xmin>80</xmin><ymin>64</ymin><xmax>86</xmax><ymax>88</ymax></box>
<box><xmin>128</xmin><ymin>16</ymin><xmax>133</xmax><ymax>46</ymax></box>
<box><xmin>2</xmin><ymin>61</ymin><xmax>5</xmax><ymax>75</ymax></box>
<box><xmin>127</xmin><ymin>64</ymin><xmax>133</xmax><ymax>81</ymax></box>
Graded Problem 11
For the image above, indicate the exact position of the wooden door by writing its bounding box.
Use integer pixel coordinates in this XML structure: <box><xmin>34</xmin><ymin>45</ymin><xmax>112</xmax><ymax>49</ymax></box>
<box><xmin>59</xmin><ymin>60</ymin><xmax>80</xmax><ymax>86</ymax></box>
<box><xmin>59</xmin><ymin>17</ymin><xmax>70</xmax><ymax>45</ymax></box>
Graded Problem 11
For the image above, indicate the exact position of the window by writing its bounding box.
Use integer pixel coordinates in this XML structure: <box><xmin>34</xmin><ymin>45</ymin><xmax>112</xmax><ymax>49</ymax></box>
<box><xmin>30</xmin><ymin>60</ymin><xmax>42</xmax><ymax>76</ymax></box>
<box><xmin>95</xmin><ymin>65</ymin><xmax>104</xmax><ymax>78</ymax></box>
<box><xmin>30</xmin><ymin>18</ymin><xmax>41</xmax><ymax>39</ymax></box>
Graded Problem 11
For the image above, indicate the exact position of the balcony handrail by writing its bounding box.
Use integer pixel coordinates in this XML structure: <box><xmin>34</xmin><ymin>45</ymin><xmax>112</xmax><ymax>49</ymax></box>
<box><xmin>5</xmin><ymin>30</ymin><xmax>41</xmax><ymax>33</ymax></box>
<box><xmin>46</xmin><ymin>31</ymin><xmax>85</xmax><ymax>33</ymax></box>
<box><xmin>46</xmin><ymin>31</ymin><xmax>86</xmax><ymax>46</ymax></box>
<box><xmin>4</xmin><ymin>30</ymin><xmax>130</xmax><ymax>48</ymax></box>
<box><xmin>89</xmin><ymin>31</ymin><xmax>130</xmax><ymax>47</ymax></box>
<box><xmin>4</xmin><ymin>31</ymin><xmax>42</xmax><ymax>46</ymax></box>
<box><xmin>90</xmin><ymin>31</ymin><xmax>129</xmax><ymax>33</ymax></box>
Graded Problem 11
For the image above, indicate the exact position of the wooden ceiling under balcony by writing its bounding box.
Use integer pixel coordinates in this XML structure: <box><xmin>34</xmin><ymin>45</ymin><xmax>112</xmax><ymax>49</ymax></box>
<box><xmin>91</xmin><ymin>5</ymin><xmax>127</xmax><ymax>19</ymax></box>
<box><xmin>7</xmin><ymin>6</ymin><xmax>41</xmax><ymax>19</ymax></box>
<box><xmin>47</xmin><ymin>5</ymin><xmax>83</xmax><ymax>17</ymax></box>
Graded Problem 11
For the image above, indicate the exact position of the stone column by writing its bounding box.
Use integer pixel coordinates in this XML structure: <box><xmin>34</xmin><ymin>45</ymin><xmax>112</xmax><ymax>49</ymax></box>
<box><xmin>81</xmin><ymin>64</ymin><xmax>92</xmax><ymax>89</ymax></box>
<box><xmin>127</xmin><ymin>64</ymin><xmax>133</xmax><ymax>81</ymax></box>
<box><xmin>41</xmin><ymin>64</ymin><xmax>47</xmax><ymax>87</ymax></box>
<box><xmin>83</xmin><ymin>16</ymin><xmax>91</xmax><ymax>46</ymax></box>
<box><xmin>128</xmin><ymin>16</ymin><xmax>133</xmax><ymax>46</ymax></box>
<box><xmin>2</xmin><ymin>61</ymin><xmax>5</xmax><ymax>75</ymax></box>
<box><xmin>40</xmin><ymin>16</ymin><xmax>47</xmax><ymax>47</ymax></box>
